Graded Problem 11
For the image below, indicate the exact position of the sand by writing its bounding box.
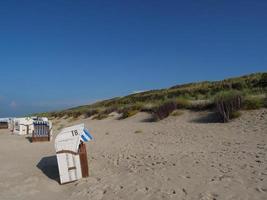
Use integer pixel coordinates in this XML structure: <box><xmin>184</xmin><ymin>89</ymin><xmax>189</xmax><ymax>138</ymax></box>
<box><xmin>0</xmin><ymin>109</ymin><xmax>266</xmax><ymax>200</ymax></box>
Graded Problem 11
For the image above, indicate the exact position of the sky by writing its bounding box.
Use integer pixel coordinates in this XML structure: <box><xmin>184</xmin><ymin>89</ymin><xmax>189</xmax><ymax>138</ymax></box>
<box><xmin>0</xmin><ymin>0</ymin><xmax>266</xmax><ymax>117</ymax></box>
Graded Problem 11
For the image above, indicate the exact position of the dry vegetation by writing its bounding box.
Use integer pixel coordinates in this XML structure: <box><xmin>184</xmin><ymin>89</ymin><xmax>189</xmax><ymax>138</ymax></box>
<box><xmin>214</xmin><ymin>90</ymin><xmax>243</xmax><ymax>122</ymax></box>
<box><xmin>37</xmin><ymin>72</ymin><xmax>267</xmax><ymax>122</ymax></box>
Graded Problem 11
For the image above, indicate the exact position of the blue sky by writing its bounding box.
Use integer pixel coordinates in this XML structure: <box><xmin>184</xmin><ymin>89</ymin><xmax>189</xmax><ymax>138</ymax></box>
<box><xmin>0</xmin><ymin>0</ymin><xmax>266</xmax><ymax>117</ymax></box>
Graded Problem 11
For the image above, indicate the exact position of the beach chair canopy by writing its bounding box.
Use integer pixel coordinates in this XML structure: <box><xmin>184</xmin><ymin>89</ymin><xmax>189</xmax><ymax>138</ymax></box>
<box><xmin>55</xmin><ymin>123</ymin><xmax>93</xmax><ymax>154</ymax></box>
<box><xmin>0</xmin><ymin>118</ymin><xmax>9</xmax><ymax>122</ymax></box>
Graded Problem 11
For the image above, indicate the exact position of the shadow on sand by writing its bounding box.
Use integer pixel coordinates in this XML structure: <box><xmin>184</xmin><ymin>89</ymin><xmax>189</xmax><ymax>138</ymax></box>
<box><xmin>190</xmin><ymin>112</ymin><xmax>223</xmax><ymax>123</ymax></box>
<box><xmin>140</xmin><ymin>116</ymin><xmax>156</xmax><ymax>123</ymax></box>
<box><xmin>137</xmin><ymin>113</ymin><xmax>157</xmax><ymax>122</ymax></box>
<box><xmin>37</xmin><ymin>155</ymin><xmax>59</xmax><ymax>183</ymax></box>
<box><xmin>26</xmin><ymin>136</ymin><xmax>32</xmax><ymax>143</ymax></box>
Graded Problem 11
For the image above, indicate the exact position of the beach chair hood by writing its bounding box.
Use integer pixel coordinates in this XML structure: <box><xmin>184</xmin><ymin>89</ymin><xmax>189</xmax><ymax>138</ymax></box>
<box><xmin>55</xmin><ymin>123</ymin><xmax>93</xmax><ymax>154</ymax></box>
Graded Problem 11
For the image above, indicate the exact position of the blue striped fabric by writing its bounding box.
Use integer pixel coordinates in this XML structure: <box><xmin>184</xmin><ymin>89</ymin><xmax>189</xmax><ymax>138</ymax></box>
<box><xmin>81</xmin><ymin>128</ymin><xmax>93</xmax><ymax>142</ymax></box>
<box><xmin>81</xmin><ymin>135</ymin><xmax>88</xmax><ymax>142</ymax></box>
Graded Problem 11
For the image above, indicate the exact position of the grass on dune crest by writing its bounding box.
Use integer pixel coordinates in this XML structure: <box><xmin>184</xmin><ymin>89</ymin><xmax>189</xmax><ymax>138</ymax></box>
<box><xmin>36</xmin><ymin>72</ymin><xmax>267</xmax><ymax>122</ymax></box>
<box><xmin>214</xmin><ymin>90</ymin><xmax>243</xmax><ymax>122</ymax></box>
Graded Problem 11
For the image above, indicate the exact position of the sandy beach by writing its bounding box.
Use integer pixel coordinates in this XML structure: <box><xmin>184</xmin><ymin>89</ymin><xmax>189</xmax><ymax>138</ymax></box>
<box><xmin>1</xmin><ymin>0</ymin><xmax>266</xmax><ymax>199</ymax></box>
<box><xmin>0</xmin><ymin>109</ymin><xmax>266</xmax><ymax>200</ymax></box>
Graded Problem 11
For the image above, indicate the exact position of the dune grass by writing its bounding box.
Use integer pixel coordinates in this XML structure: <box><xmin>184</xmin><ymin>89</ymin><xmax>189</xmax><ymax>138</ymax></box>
<box><xmin>36</xmin><ymin>72</ymin><xmax>267</xmax><ymax>122</ymax></box>
<box><xmin>243</xmin><ymin>95</ymin><xmax>265</xmax><ymax>110</ymax></box>
<box><xmin>214</xmin><ymin>90</ymin><xmax>243</xmax><ymax>122</ymax></box>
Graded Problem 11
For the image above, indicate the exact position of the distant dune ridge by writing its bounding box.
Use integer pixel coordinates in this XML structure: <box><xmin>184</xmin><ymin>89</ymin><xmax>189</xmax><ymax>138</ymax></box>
<box><xmin>38</xmin><ymin>72</ymin><xmax>267</xmax><ymax>122</ymax></box>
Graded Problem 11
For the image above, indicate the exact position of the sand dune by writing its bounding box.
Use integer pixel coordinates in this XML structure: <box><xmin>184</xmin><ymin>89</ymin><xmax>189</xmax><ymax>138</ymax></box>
<box><xmin>0</xmin><ymin>109</ymin><xmax>266</xmax><ymax>200</ymax></box>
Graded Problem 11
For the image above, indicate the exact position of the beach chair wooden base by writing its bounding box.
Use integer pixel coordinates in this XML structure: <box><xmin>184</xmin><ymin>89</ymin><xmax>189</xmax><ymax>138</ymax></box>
<box><xmin>32</xmin><ymin>136</ymin><xmax>50</xmax><ymax>142</ymax></box>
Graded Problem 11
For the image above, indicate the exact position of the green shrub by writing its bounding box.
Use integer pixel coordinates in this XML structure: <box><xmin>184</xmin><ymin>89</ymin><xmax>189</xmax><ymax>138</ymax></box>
<box><xmin>214</xmin><ymin>90</ymin><xmax>243</xmax><ymax>122</ymax></box>
<box><xmin>243</xmin><ymin>96</ymin><xmax>264</xmax><ymax>110</ymax></box>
